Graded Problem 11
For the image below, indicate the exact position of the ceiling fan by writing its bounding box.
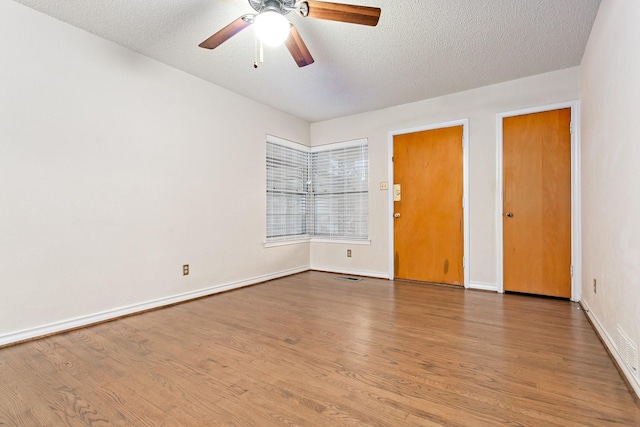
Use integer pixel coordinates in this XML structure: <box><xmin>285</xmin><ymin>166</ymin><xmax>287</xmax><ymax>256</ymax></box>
<box><xmin>199</xmin><ymin>0</ymin><xmax>381</xmax><ymax>67</ymax></box>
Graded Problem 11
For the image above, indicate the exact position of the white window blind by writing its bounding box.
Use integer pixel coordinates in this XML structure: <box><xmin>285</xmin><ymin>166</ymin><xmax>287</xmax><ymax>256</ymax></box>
<box><xmin>266</xmin><ymin>137</ymin><xmax>368</xmax><ymax>243</ymax></box>
<box><xmin>311</xmin><ymin>144</ymin><xmax>368</xmax><ymax>240</ymax></box>
<box><xmin>266</xmin><ymin>141</ymin><xmax>311</xmax><ymax>241</ymax></box>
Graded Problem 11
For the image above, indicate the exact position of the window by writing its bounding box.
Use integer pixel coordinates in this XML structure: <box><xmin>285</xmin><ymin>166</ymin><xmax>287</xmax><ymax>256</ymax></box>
<box><xmin>266</xmin><ymin>136</ymin><xmax>368</xmax><ymax>243</ymax></box>
<box><xmin>311</xmin><ymin>143</ymin><xmax>368</xmax><ymax>240</ymax></box>
<box><xmin>266</xmin><ymin>139</ymin><xmax>311</xmax><ymax>242</ymax></box>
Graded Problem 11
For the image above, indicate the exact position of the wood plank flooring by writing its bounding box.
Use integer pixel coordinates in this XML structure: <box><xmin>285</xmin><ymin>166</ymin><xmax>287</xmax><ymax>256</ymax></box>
<box><xmin>1</xmin><ymin>271</ymin><xmax>639</xmax><ymax>426</ymax></box>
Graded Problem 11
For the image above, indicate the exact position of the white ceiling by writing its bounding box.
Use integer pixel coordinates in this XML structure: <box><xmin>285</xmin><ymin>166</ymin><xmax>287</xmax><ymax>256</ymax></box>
<box><xmin>14</xmin><ymin>0</ymin><xmax>600</xmax><ymax>122</ymax></box>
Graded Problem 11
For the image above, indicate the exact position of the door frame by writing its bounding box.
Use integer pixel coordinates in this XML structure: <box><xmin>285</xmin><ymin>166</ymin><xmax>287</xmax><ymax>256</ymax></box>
<box><xmin>496</xmin><ymin>101</ymin><xmax>581</xmax><ymax>301</ymax></box>
<box><xmin>387</xmin><ymin>119</ymin><xmax>470</xmax><ymax>287</ymax></box>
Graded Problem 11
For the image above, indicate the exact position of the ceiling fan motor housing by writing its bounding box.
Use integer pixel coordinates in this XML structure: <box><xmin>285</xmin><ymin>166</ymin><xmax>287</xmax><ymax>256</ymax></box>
<box><xmin>249</xmin><ymin>0</ymin><xmax>297</xmax><ymax>15</ymax></box>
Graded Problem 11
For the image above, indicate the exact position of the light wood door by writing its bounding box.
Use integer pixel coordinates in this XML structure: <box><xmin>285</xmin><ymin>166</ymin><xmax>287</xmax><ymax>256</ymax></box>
<box><xmin>503</xmin><ymin>108</ymin><xmax>572</xmax><ymax>297</ymax></box>
<box><xmin>393</xmin><ymin>126</ymin><xmax>464</xmax><ymax>285</ymax></box>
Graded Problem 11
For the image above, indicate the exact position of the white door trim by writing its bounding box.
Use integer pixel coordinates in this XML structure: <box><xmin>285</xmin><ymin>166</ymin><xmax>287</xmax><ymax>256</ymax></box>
<box><xmin>496</xmin><ymin>101</ymin><xmax>582</xmax><ymax>301</ymax></box>
<box><xmin>388</xmin><ymin>119</ymin><xmax>470</xmax><ymax>288</ymax></box>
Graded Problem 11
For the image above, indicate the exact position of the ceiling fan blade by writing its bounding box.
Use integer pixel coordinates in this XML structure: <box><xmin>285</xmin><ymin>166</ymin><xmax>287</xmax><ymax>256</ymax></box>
<box><xmin>285</xmin><ymin>25</ymin><xmax>315</xmax><ymax>67</ymax></box>
<box><xmin>199</xmin><ymin>16</ymin><xmax>252</xmax><ymax>50</ymax></box>
<box><xmin>303</xmin><ymin>1</ymin><xmax>381</xmax><ymax>26</ymax></box>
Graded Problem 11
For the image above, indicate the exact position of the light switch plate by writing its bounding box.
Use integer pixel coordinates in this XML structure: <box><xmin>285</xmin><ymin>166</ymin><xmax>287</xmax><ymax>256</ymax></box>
<box><xmin>393</xmin><ymin>184</ymin><xmax>401</xmax><ymax>201</ymax></box>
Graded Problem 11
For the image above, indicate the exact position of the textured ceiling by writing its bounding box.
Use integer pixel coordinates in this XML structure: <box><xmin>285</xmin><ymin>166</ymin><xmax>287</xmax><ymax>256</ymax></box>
<box><xmin>13</xmin><ymin>0</ymin><xmax>600</xmax><ymax>122</ymax></box>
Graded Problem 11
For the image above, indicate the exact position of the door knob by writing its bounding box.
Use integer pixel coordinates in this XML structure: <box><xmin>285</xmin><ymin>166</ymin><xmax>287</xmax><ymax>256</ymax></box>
<box><xmin>394</xmin><ymin>213</ymin><xmax>401</xmax><ymax>218</ymax></box>
<box><xmin>505</xmin><ymin>212</ymin><xmax>513</xmax><ymax>218</ymax></box>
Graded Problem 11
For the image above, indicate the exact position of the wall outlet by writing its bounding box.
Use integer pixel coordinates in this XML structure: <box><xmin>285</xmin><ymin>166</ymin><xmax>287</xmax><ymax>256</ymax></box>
<box><xmin>380</xmin><ymin>181</ymin><xmax>389</xmax><ymax>190</ymax></box>
<box><xmin>347</xmin><ymin>249</ymin><xmax>352</xmax><ymax>258</ymax></box>
<box><xmin>183</xmin><ymin>264</ymin><xmax>189</xmax><ymax>276</ymax></box>
<box><xmin>593</xmin><ymin>278</ymin><xmax>597</xmax><ymax>293</ymax></box>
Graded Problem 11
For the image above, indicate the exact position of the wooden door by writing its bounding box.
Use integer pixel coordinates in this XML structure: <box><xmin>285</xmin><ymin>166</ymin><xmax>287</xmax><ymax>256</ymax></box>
<box><xmin>393</xmin><ymin>126</ymin><xmax>464</xmax><ymax>285</ymax></box>
<box><xmin>503</xmin><ymin>108</ymin><xmax>572</xmax><ymax>297</ymax></box>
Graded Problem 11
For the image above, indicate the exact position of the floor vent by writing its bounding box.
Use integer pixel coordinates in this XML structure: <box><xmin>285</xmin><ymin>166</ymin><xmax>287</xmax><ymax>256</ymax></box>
<box><xmin>334</xmin><ymin>276</ymin><xmax>362</xmax><ymax>282</ymax></box>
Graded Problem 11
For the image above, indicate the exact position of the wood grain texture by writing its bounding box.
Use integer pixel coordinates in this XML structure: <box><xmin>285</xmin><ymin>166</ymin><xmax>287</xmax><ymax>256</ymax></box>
<box><xmin>305</xmin><ymin>1</ymin><xmax>381</xmax><ymax>26</ymax></box>
<box><xmin>199</xmin><ymin>16</ymin><xmax>251</xmax><ymax>50</ymax></box>
<box><xmin>503</xmin><ymin>108</ymin><xmax>572</xmax><ymax>297</ymax></box>
<box><xmin>394</xmin><ymin>126</ymin><xmax>464</xmax><ymax>285</ymax></box>
<box><xmin>285</xmin><ymin>26</ymin><xmax>315</xmax><ymax>67</ymax></box>
<box><xmin>1</xmin><ymin>271</ymin><xmax>638</xmax><ymax>426</ymax></box>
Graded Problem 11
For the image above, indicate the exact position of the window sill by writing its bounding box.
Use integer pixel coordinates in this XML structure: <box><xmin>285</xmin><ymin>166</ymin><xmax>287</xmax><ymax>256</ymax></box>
<box><xmin>264</xmin><ymin>238</ymin><xmax>311</xmax><ymax>248</ymax></box>
<box><xmin>264</xmin><ymin>238</ymin><xmax>371</xmax><ymax>247</ymax></box>
<box><xmin>311</xmin><ymin>238</ymin><xmax>371</xmax><ymax>245</ymax></box>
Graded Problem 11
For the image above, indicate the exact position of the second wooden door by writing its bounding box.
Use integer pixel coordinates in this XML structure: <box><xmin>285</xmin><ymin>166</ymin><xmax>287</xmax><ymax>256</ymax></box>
<box><xmin>503</xmin><ymin>108</ymin><xmax>572</xmax><ymax>298</ymax></box>
<box><xmin>393</xmin><ymin>126</ymin><xmax>464</xmax><ymax>285</ymax></box>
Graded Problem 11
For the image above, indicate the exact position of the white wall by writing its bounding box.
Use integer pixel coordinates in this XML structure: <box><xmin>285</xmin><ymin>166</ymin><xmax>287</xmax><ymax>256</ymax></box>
<box><xmin>0</xmin><ymin>1</ymin><xmax>310</xmax><ymax>344</ymax></box>
<box><xmin>310</xmin><ymin>68</ymin><xmax>580</xmax><ymax>286</ymax></box>
<box><xmin>580</xmin><ymin>0</ymin><xmax>640</xmax><ymax>396</ymax></box>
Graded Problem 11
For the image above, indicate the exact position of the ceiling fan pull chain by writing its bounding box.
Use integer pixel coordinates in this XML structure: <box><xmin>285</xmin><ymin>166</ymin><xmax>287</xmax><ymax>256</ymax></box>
<box><xmin>260</xmin><ymin>41</ymin><xmax>264</xmax><ymax>64</ymax></box>
<box><xmin>254</xmin><ymin>35</ymin><xmax>264</xmax><ymax>68</ymax></box>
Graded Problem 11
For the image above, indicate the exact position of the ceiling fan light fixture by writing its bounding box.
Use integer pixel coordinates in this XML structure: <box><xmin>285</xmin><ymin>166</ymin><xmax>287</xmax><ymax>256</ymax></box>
<box><xmin>254</xmin><ymin>9</ymin><xmax>290</xmax><ymax>46</ymax></box>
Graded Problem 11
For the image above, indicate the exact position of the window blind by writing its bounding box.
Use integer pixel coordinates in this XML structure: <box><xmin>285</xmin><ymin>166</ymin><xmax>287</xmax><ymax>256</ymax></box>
<box><xmin>311</xmin><ymin>144</ymin><xmax>368</xmax><ymax>240</ymax></box>
<box><xmin>266</xmin><ymin>137</ymin><xmax>368</xmax><ymax>242</ymax></box>
<box><xmin>266</xmin><ymin>141</ymin><xmax>311</xmax><ymax>241</ymax></box>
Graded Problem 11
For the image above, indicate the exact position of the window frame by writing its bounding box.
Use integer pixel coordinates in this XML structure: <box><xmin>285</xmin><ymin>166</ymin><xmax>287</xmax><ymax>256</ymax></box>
<box><xmin>265</xmin><ymin>136</ymin><xmax>312</xmax><ymax>245</ymax></box>
<box><xmin>265</xmin><ymin>135</ymin><xmax>369</xmax><ymax>246</ymax></box>
<box><xmin>310</xmin><ymin>140</ymin><xmax>369</xmax><ymax>242</ymax></box>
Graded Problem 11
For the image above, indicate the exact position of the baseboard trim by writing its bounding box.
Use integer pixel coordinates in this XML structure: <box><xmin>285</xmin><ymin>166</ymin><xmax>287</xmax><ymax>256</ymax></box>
<box><xmin>468</xmin><ymin>281</ymin><xmax>498</xmax><ymax>292</ymax></box>
<box><xmin>310</xmin><ymin>266</ymin><xmax>389</xmax><ymax>279</ymax></box>
<box><xmin>0</xmin><ymin>266</ymin><xmax>310</xmax><ymax>348</ymax></box>
<box><xmin>580</xmin><ymin>300</ymin><xmax>640</xmax><ymax>401</ymax></box>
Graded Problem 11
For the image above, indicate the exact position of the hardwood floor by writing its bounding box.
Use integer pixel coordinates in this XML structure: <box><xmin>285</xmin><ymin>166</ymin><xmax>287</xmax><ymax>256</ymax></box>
<box><xmin>1</xmin><ymin>271</ymin><xmax>638</xmax><ymax>426</ymax></box>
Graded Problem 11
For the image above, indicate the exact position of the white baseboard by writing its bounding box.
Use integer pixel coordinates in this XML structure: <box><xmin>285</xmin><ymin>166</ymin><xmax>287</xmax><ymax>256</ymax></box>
<box><xmin>310</xmin><ymin>265</ymin><xmax>390</xmax><ymax>279</ymax></box>
<box><xmin>468</xmin><ymin>281</ymin><xmax>498</xmax><ymax>292</ymax></box>
<box><xmin>580</xmin><ymin>300</ymin><xmax>640</xmax><ymax>399</ymax></box>
<box><xmin>0</xmin><ymin>266</ymin><xmax>310</xmax><ymax>347</ymax></box>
